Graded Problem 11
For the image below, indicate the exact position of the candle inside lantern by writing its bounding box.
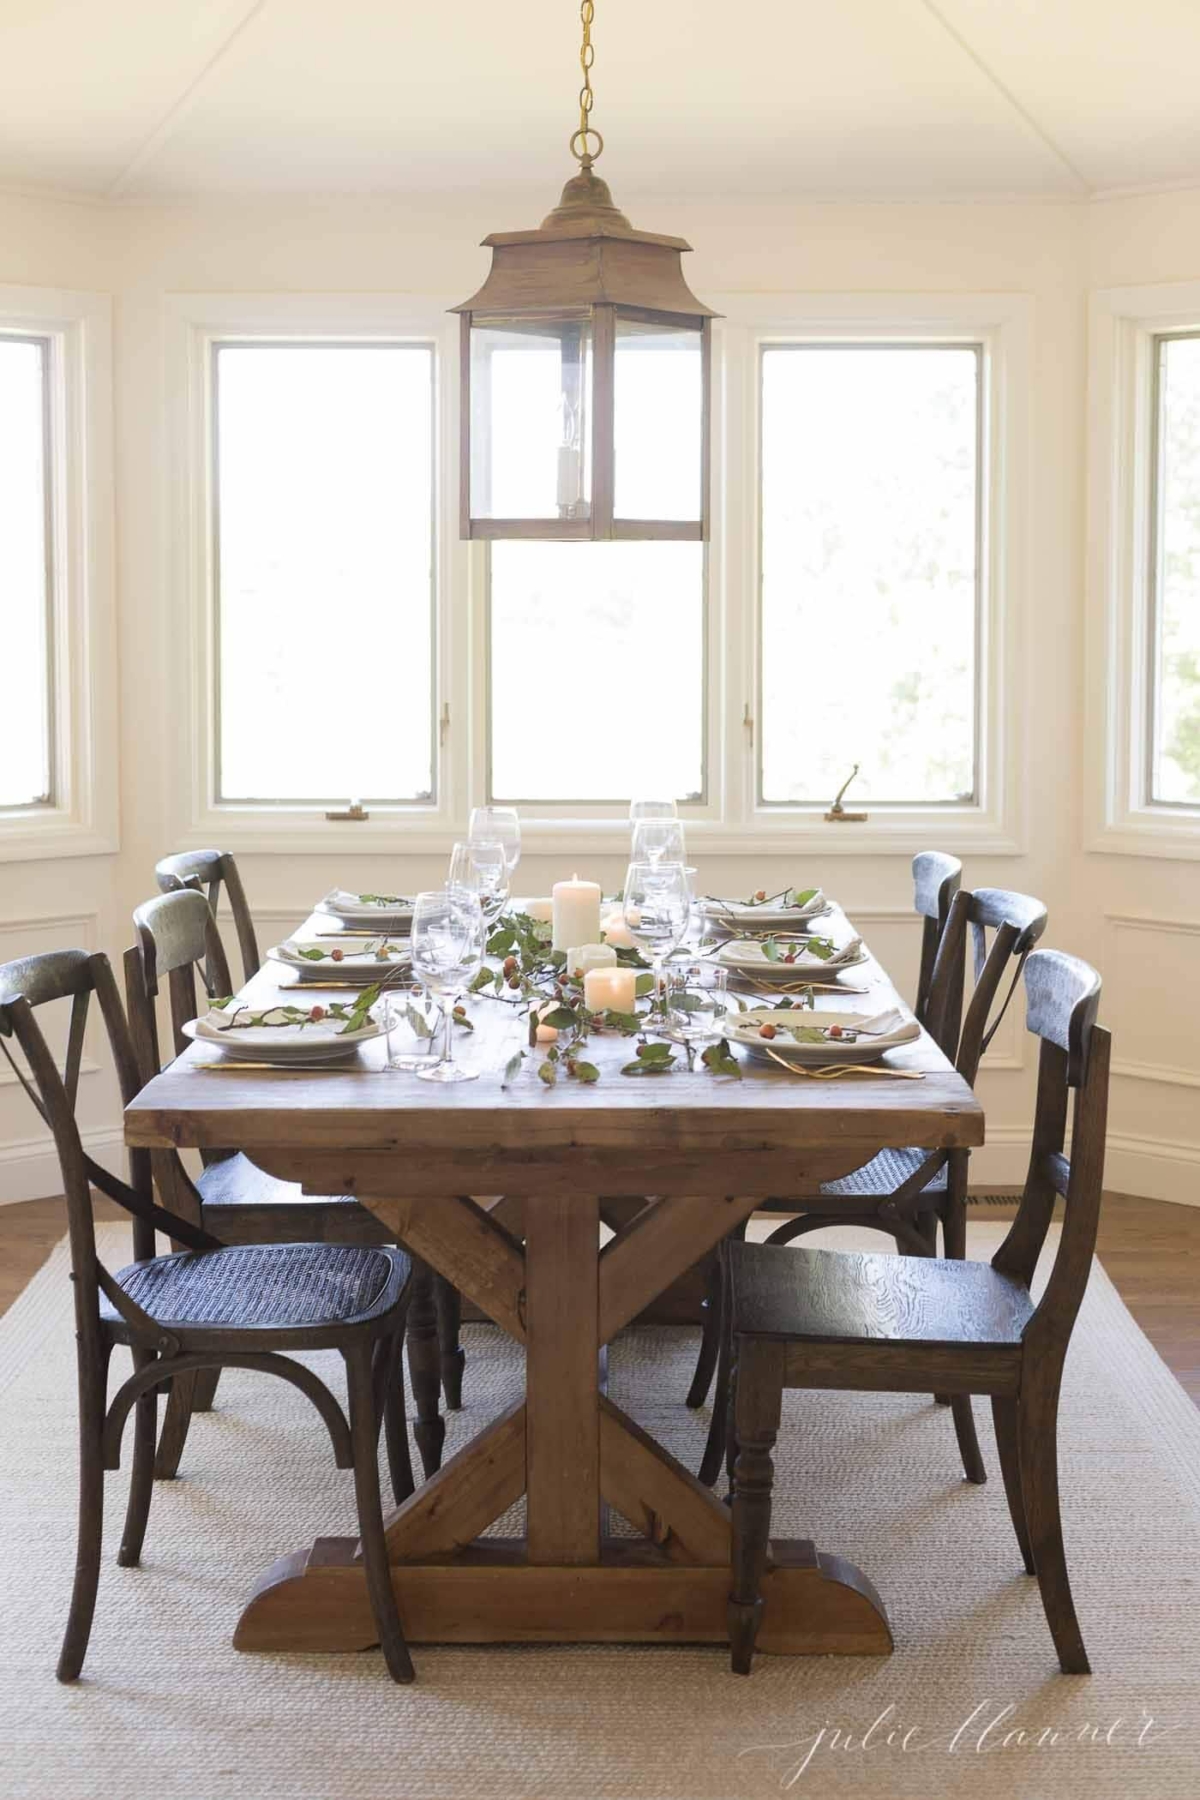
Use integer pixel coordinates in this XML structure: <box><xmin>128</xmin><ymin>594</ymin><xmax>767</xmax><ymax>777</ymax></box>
<box><xmin>600</xmin><ymin>909</ymin><xmax>637</xmax><ymax>950</ymax></box>
<box><xmin>584</xmin><ymin>966</ymin><xmax>638</xmax><ymax>1015</ymax></box>
<box><xmin>552</xmin><ymin>874</ymin><xmax>601</xmax><ymax>952</ymax></box>
<box><xmin>566</xmin><ymin>942</ymin><xmax>617</xmax><ymax>981</ymax></box>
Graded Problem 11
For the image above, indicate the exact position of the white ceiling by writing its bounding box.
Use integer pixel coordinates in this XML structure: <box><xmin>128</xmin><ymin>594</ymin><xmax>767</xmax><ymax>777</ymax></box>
<box><xmin>1</xmin><ymin>0</ymin><xmax>1198</xmax><ymax>203</ymax></box>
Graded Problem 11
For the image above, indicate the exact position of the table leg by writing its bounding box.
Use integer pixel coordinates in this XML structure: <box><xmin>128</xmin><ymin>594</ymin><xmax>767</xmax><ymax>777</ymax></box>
<box><xmin>525</xmin><ymin>1193</ymin><xmax>600</xmax><ymax>1565</ymax></box>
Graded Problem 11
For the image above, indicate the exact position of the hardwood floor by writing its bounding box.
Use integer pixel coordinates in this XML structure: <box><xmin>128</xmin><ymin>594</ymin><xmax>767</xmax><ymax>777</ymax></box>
<box><xmin>2</xmin><ymin>1190</ymin><xmax>1197</xmax><ymax>1406</ymax></box>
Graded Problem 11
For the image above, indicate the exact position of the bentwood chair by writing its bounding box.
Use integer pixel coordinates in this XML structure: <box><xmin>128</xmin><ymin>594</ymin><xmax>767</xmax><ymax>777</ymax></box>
<box><xmin>726</xmin><ymin>948</ymin><xmax>1108</xmax><ymax>1677</ymax></box>
<box><xmin>0</xmin><ymin>947</ymin><xmax>416</xmax><ymax>1684</ymax></box>
<box><xmin>155</xmin><ymin>847</ymin><xmax>261</xmax><ymax>988</ymax></box>
<box><xmin>126</xmin><ymin>887</ymin><xmax>450</xmax><ymax>1484</ymax></box>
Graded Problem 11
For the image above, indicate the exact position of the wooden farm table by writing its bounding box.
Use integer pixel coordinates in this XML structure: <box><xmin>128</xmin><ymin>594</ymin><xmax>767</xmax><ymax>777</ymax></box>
<box><xmin>124</xmin><ymin>908</ymin><xmax>983</xmax><ymax>1659</ymax></box>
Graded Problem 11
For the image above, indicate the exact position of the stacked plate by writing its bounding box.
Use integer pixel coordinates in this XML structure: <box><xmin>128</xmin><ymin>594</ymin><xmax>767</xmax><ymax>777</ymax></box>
<box><xmin>701</xmin><ymin>888</ymin><xmax>828</xmax><ymax>931</ymax></box>
<box><xmin>183</xmin><ymin>1004</ymin><xmax>384</xmax><ymax>1065</ymax></box>
<box><xmin>727</xmin><ymin>1006</ymin><xmax>919</xmax><ymax>1067</ymax></box>
<box><xmin>716</xmin><ymin>936</ymin><xmax>869</xmax><ymax>981</ymax></box>
<box><xmin>316</xmin><ymin>889</ymin><xmax>415</xmax><ymax>931</ymax></box>
<box><xmin>267</xmin><ymin>937</ymin><xmax>411</xmax><ymax>985</ymax></box>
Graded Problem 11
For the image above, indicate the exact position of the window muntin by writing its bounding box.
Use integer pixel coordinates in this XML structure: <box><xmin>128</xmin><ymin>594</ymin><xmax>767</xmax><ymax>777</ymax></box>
<box><xmin>1149</xmin><ymin>331</ymin><xmax>1200</xmax><ymax>807</ymax></box>
<box><xmin>758</xmin><ymin>342</ymin><xmax>981</xmax><ymax>807</ymax></box>
<box><xmin>487</xmin><ymin>541</ymin><xmax>705</xmax><ymax>804</ymax></box>
<box><xmin>212</xmin><ymin>341</ymin><xmax>436</xmax><ymax>805</ymax></box>
<box><xmin>0</xmin><ymin>334</ymin><xmax>53</xmax><ymax>810</ymax></box>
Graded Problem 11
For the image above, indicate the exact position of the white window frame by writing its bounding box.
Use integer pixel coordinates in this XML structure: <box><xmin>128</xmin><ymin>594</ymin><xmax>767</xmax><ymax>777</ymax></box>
<box><xmin>167</xmin><ymin>290</ymin><xmax>1027</xmax><ymax>858</ymax></box>
<box><xmin>0</xmin><ymin>285</ymin><xmax>116</xmax><ymax>862</ymax></box>
<box><xmin>1088</xmin><ymin>279</ymin><xmax>1200</xmax><ymax>858</ymax></box>
<box><xmin>165</xmin><ymin>293</ymin><xmax>464</xmax><ymax>854</ymax></box>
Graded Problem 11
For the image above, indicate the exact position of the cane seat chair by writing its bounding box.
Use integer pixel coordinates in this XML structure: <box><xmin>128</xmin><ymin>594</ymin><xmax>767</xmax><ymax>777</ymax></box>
<box><xmin>0</xmin><ymin>947</ymin><xmax>416</xmax><ymax>1684</ymax></box>
<box><xmin>126</xmin><ymin>887</ymin><xmax>452</xmax><ymax>1482</ymax></box>
<box><xmin>726</xmin><ymin>949</ymin><xmax>1109</xmax><ymax>1678</ymax></box>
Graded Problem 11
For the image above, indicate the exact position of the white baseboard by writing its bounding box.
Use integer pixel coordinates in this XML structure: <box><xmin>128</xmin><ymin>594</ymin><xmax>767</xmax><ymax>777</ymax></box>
<box><xmin>0</xmin><ymin>1125</ymin><xmax>125</xmax><ymax>1206</ymax></box>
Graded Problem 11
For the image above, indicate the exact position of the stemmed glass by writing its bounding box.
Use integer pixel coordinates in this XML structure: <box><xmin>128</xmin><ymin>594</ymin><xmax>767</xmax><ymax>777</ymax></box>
<box><xmin>469</xmin><ymin>806</ymin><xmax>521</xmax><ymax>881</ymax></box>
<box><xmin>448</xmin><ymin>838</ymin><xmax>509</xmax><ymax>928</ymax></box>
<box><xmin>629</xmin><ymin>798</ymin><xmax>677</xmax><ymax>824</ymax></box>
<box><xmin>632</xmin><ymin>817</ymin><xmax>686</xmax><ymax>869</ymax></box>
<box><xmin>623</xmin><ymin>860</ymin><xmax>692</xmax><ymax>1033</ymax></box>
<box><xmin>408</xmin><ymin>888</ymin><xmax>484</xmax><ymax>1084</ymax></box>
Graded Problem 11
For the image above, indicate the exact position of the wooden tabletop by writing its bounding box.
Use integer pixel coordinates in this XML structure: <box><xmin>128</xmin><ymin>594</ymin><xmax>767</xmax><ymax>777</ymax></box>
<box><xmin>124</xmin><ymin>907</ymin><xmax>984</xmax><ymax>1173</ymax></box>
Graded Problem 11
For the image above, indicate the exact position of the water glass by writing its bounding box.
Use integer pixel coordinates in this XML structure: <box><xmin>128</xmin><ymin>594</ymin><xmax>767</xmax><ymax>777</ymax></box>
<box><xmin>667</xmin><ymin>964</ymin><xmax>728</xmax><ymax>1045</ymax></box>
<box><xmin>469</xmin><ymin>806</ymin><xmax>521</xmax><ymax>878</ymax></box>
<box><xmin>622</xmin><ymin>859</ymin><xmax>692</xmax><ymax>1031</ymax></box>
<box><xmin>629</xmin><ymin>797</ymin><xmax>677</xmax><ymax>825</ymax></box>
<box><xmin>632</xmin><ymin>817</ymin><xmax>686</xmax><ymax>868</ymax></box>
<box><xmin>381</xmin><ymin>987</ymin><xmax>440</xmax><ymax>1072</ymax></box>
<box><xmin>408</xmin><ymin>887</ymin><xmax>484</xmax><ymax>1084</ymax></box>
<box><xmin>448</xmin><ymin>837</ymin><xmax>509</xmax><ymax>928</ymax></box>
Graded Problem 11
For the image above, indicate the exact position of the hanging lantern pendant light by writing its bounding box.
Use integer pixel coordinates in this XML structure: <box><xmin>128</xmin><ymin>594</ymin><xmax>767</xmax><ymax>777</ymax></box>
<box><xmin>452</xmin><ymin>0</ymin><xmax>717</xmax><ymax>542</ymax></box>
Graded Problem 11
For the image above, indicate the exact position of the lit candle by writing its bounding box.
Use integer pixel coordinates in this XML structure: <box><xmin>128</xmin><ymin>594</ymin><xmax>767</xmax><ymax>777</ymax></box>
<box><xmin>552</xmin><ymin>874</ymin><xmax>601</xmax><ymax>952</ymax></box>
<box><xmin>522</xmin><ymin>897</ymin><xmax>554</xmax><ymax>924</ymax></box>
<box><xmin>566</xmin><ymin>942</ymin><xmax>617</xmax><ymax>981</ymax></box>
<box><xmin>535</xmin><ymin>1002</ymin><xmax>560</xmax><ymax>1045</ymax></box>
<box><xmin>557</xmin><ymin>444</ymin><xmax>581</xmax><ymax>508</ymax></box>
<box><xmin>600</xmin><ymin>909</ymin><xmax>637</xmax><ymax>950</ymax></box>
<box><xmin>584</xmin><ymin>966</ymin><xmax>637</xmax><ymax>1014</ymax></box>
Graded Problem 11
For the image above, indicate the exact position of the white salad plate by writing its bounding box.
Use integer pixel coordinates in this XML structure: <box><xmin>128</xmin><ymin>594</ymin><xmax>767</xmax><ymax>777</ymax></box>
<box><xmin>316</xmin><ymin>889</ymin><xmax>415</xmax><ymax>928</ymax></box>
<box><xmin>701</xmin><ymin>889</ymin><xmax>828</xmax><ymax>930</ymax></box>
<box><xmin>183</xmin><ymin>1006</ymin><xmax>384</xmax><ymax>1063</ymax></box>
<box><xmin>716</xmin><ymin>936</ymin><xmax>869</xmax><ymax>978</ymax></box>
<box><xmin>266</xmin><ymin>938</ymin><xmax>411</xmax><ymax>983</ymax></box>
<box><xmin>728</xmin><ymin>1006</ymin><xmax>919</xmax><ymax>1066</ymax></box>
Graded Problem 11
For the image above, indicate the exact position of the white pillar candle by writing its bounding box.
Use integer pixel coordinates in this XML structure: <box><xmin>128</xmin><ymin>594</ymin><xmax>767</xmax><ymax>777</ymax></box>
<box><xmin>565</xmin><ymin>942</ymin><xmax>617</xmax><ymax>981</ymax></box>
<box><xmin>521</xmin><ymin>897</ymin><xmax>554</xmax><ymax>924</ymax></box>
<box><xmin>600</xmin><ymin>909</ymin><xmax>637</xmax><ymax>950</ymax></box>
<box><xmin>552</xmin><ymin>874</ymin><xmax>602</xmax><ymax>952</ymax></box>
<box><xmin>584</xmin><ymin>966</ymin><xmax>638</xmax><ymax>1015</ymax></box>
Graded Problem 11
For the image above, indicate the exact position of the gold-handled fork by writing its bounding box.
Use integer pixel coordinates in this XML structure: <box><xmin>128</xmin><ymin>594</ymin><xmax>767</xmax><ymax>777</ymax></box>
<box><xmin>762</xmin><ymin>1047</ymin><xmax>925</xmax><ymax>1081</ymax></box>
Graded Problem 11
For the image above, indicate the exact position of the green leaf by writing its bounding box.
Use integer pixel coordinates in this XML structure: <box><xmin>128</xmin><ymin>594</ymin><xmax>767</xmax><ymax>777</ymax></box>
<box><xmin>571</xmin><ymin>1060</ymin><xmax>600</xmax><ymax>1084</ymax></box>
<box><xmin>539</xmin><ymin>1005</ymin><xmax>578</xmax><ymax>1030</ymax></box>
<box><xmin>635</xmin><ymin>1041</ymin><xmax>675</xmax><ymax>1065</ymax></box>
<box><xmin>672</xmin><ymin>992</ymin><xmax>704</xmax><ymax>1013</ymax></box>
<box><xmin>761</xmin><ymin>937</ymin><xmax>782</xmax><ymax>963</ymax></box>
<box><xmin>702</xmin><ymin>1038</ymin><xmax>742</xmax><ymax>1078</ymax></box>
<box><xmin>468</xmin><ymin>967</ymin><xmax>494</xmax><ymax>993</ymax></box>
<box><xmin>804</xmin><ymin>937</ymin><xmax>834</xmax><ymax>961</ymax></box>
<box><xmin>605</xmin><ymin>1009</ymin><xmax>642</xmax><ymax>1035</ymax></box>
<box><xmin>548</xmin><ymin>949</ymin><xmax>568</xmax><ymax>969</ymax></box>
<box><xmin>537</xmin><ymin>1058</ymin><xmax>557</xmax><ymax>1087</ymax></box>
<box><xmin>502</xmin><ymin>1051</ymin><xmax>524</xmax><ymax>1086</ymax></box>
<box><xmin>487</xmin><ymin>927</ymin><xmax>516</xmax><ymax>956</ymax></box>
<box><xmin>295</xmin><ymin>946</ymin><xmax>326</xmax><ymax>961</ymax></box>
<box><xmin>621</xmin><ymin>1057</ymin><xmax>676</xmax><ymax>1076</ymax></box>
<box><xmin>405</xmin><ymin>1002</ymin><xmax>434</xmax><ymax>1040</ymax></box>
<box><xmin>789</xmin><ymin>887</ymin><xmax>818</xmax><ymax>909</ymax></box>
<box><xmin>634</xmin><ymin>973</ymin><xmax>655</xmax><ymax>998</ymax></box>
<box><xmin>614</xmin><ymin>945</ymin><xmax>651</xmax><ymax>968</ymax></box>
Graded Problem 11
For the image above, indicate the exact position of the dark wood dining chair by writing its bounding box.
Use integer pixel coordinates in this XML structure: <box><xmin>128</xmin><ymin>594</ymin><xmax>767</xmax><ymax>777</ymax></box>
<box><xmin>686</xmin><ymin>849</ymin><xmax>965</xmax><ymax>1429</ymax></box>
<box><xmin>155</xmin><ymin>847</ymin><xmax>261</xmax><ymax>988</ymax></box>
<box><xmin>0</xmin><ymin>947</ymin><xmax>416</xmax><ymax>1685</ymax></box>
<box><xmin>725</xmin><ymin>948</ymin><xmax>1109</xmax><ymax>1677</ymax></box>
<box><xmin>126</xmin><ymin>887</ymin><xmax>450</xmax><ymax>1484</ymax></box>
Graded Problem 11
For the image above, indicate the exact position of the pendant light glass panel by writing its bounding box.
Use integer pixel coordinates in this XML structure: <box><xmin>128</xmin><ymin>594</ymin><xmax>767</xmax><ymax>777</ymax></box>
<box><xmin>613</xmin><ymin>316</ymin><xmax>704</xmax><ymax>523</ymax></box>
<box><xmin>469</xmin><ymin>315</ymin><xmax>594</xmax><ymax>523</ymax></box>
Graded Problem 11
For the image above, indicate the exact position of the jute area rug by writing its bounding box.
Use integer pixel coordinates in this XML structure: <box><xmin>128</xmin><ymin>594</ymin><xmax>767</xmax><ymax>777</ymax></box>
<box><xmin>1</xmin><ymin>1220</ymin><xmax>1198</xmax><ymax>1800</ymax></box>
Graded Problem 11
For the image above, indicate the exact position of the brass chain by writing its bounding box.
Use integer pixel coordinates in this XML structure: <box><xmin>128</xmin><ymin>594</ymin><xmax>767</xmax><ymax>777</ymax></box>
<box><xmin>570</xmin><ymin>0</ymin><xmax>603</xmax><ymax>165</ymax></box>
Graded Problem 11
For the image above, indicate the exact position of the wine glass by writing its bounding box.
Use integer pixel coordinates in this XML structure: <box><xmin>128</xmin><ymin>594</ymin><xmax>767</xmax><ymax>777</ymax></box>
<box><xmin>629</xmin><ymin>798</ymin><xmax>677</xmax><ymax>823</ymax></box>
<box><xmin>469</xmin><ymin>806</ymin><xmax>521</xmax><ymax>879</ymax></box>
<box><xmin>622</xmin><ymin>860</ymin><xmax>692</xmax><ymax>1033</ymax></box>
<box><xmin>632</xmin><ymin>817</ymin><xmax>686</xmax><ymax>869</ymax></box>
<box><xmin>448</xmin><ymin>838</ymin><xmax>509</xmax><ymax>928</ymax></box>
<box><xmin>408</xmin><ymin>888</ymin><xmax>484</xmax><ymax>1084</ymax></box>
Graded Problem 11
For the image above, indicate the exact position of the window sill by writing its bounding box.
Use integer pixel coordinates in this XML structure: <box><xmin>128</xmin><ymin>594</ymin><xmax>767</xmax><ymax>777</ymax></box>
<box><xmin>1089</xmin><ymin>807</ymin><xmax>1200</xmax><ymax>861</ymax></box>
<box><xmin>0</xmin><ymin>811</ymin><xmax>119</xmax><ymax>863</ymax></box>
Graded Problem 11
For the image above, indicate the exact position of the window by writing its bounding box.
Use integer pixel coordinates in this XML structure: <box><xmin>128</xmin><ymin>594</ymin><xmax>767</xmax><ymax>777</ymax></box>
<box><xmin>759</xmin><ymin>343</ymin><xmax>981</xmax><ymax>807</ymax></box>
<box><xmin>212</xmin><ymin>341</ymin><xmax>435</xmax><ymax>805</ymax></box>
<box><xmin>487</xmin><ymin>541</ymin><xmax>705</xmax><ymax>805</ymax></box>
<box><xmin>0</xmin><ymin>334</ymin><xmax>53</xmax><ymax>809</ymax></box>
<box><xmin>1149</xmin><ymin>332</ymin><xmax>1200</xmax><ymax>806</ymax></box>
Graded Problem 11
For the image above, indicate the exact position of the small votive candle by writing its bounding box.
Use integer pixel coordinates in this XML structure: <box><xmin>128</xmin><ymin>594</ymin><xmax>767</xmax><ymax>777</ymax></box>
<box><xmin>583</xmin><ymin>966</ymin><xmax>638</xmax><ymax>1015</ymax></box>
<box><xmin>522</xmin><ymin>897</ymin><xmax>554</xmax><ymax>924</ymax></box>
<box><xmin>600</xmin><ymin>909</ymin><xmax>637</xmax><ymax>950</ymax></box>
<box><xmin>566</xmin><ymin>942</ymin><xmax>617</xmax><ymax>981</ymax></box>
<box><xmin>535</xmin><ymin>1002</ymin><xmax>560</xmax><ymax>1045</ymax></box>
<box><xmin>552</xmin><ymin>874</ymin><xmax>602</xmax><ymax>951</ymax></box>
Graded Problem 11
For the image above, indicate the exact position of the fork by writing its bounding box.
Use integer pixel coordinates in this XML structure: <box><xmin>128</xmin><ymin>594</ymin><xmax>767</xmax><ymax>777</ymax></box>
<box><xmin>762</xmin><ymin>1048</ymin><xmax>925</xmax><ymax>1080</ymax></box>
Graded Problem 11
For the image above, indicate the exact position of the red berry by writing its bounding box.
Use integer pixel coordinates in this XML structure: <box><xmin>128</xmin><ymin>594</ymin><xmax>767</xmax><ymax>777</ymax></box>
<box><xmin>828</xmin><ymin>1024</ymin><xmax>843</xmax><ymax>1038</ymax></box>
<box><xmin>330</xmin><ymin>947</ymin><xmax>344</xmax><ymax>962</ymax></box>
<box><xmin>508</xmin><ymin>976</ymin><xmax>520</xmax><ymax>990</ymax></box>
<box><xmin>754</xmin><ymin>889</ymin><xmax>767</xmax><ymax>903</ymax></box>
<box><xmin>309</xmin><ymin>1005</ymin><xmax>326</xmax><ymax>1022</ymax></box>
<box><xmin>503</xmin><ymin>955</ymin><xmax>517</xmax><ymax>975</ymax></box>
<box><xmin>758</xmin><ymin>1022</ymin><xmax>777</xmax><ymax>1039</ymax></box>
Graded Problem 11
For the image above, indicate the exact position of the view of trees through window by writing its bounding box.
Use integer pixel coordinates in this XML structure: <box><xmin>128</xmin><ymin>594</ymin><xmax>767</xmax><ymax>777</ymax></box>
<box><xmin>1151</xmin><ymin>332</ymin><xmax>1200</xmax><ymax>805</ymax></box>
<box><xmin>0</xmin><ymin>335</ymin><xmax>52</xmax><ymax>809</ymax></box>
<box><xmin>759</xmin><ymin>343</ymin><xmax>980</xmax><ymax>806</ymax></box>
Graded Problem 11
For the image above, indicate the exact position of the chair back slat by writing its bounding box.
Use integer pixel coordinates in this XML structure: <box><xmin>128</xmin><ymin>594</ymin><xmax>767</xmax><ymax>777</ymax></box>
<box><xmin>992</xmin><ymin>950</ymin><xmax>1108</xmax><ymax>1351</ymax></box>
<box><xmin>920</xmin><ymin>885</ymin><xmax>968</xmax><ymax>1061</ymax></box>
<box><xmin>62</xmin><ymin>988</ymin><xmax>90</xmax><ymax>1111</ymax></box>
<box><xmin>953</xmin><ymin>888</ymin><xmax>1049</xmax><ymax>1089</ymax></box>
<box><xmin>155</xmin><ymin>849</ymin><xmax>260</xmax><ymax>988</ymax></box>
<box><xmin>912</xmin><ymin>851</ymin><xmax>962</xmax><ymax>1032</ymax></box>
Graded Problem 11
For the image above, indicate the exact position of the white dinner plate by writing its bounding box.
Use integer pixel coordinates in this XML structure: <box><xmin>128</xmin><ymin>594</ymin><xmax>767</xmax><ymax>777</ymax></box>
<box><xmin>728</xmin><ymin>1006</ymin><xmax>919</xmax><ymax>1066</ymax></box>
<box><xmin>716</xmin><ymin>936</ymin><xmax>869</xmax><ymax>978</ymax></box>
<box><xmin>184</xmin><ymin>1004</ymin><xmax>383</xmax><ymax>1063</ymax></box>
<box><xmin>316</xmin><ymin>889</ymin><xmax>415</xmax><ymax>928</ymax></box>
<box><xmin>267</xmin><ymin>938</ymin><xmax>411</xmax><ymax>983</ymax></box>
<box><xmin>701</xmin><ymin>889</ymin><xmax>829</xmax><ymax>931</ymax></box>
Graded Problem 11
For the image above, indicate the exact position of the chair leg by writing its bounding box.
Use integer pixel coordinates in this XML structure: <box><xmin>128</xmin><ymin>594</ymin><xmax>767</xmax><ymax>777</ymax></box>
<box><xmin>951</xmin><ymin>1396</ymin><xmax>987</xmax><ymax>1485</ymax></box>
<box><xmin>118</xmin><ymin>1347</ymin><xmax>158</xmax><ymax>1568</ymax></box>
<box><xmin>383</xmin><ymin>1331</ymin><xmax>415</xmax><ymax>1507</ymax></box>
<box><xmin>344</xmin><ymin>1342</ymin><xmax>415</xmax><ymax>1684</ymax></box>
<box><xmin>191</xmin><ymin>1367</ymin><xmax>220</xmax><ymax>1412</ymax></box>
<box><xmin>434</xmin><ymin>1273</ymin><xmax>465</xmax><ymax>1412</ymax></box>
<box><xmin>728</xmin><ymin>1337</ymin><xmax>784</xmax><ymax>1676</ymax></box>
<box><xmin>1018</xmin><ymin>1376</ymin><xmax>1090</xmax><ymax>1674</ymax></box>
<box><xmin>58</xmin><ymin>1344</ymin><xmax>110</xmax><ymax>1682</ymax></box>
<box><xmin>405</xmin><ymin>1261</ymin><xmax>445</xmax><ymax>1478</ymax></box>
<box><xmin>698</xmin><ymin>1245</ymin><xmax>734</xmax><ymax>1488</ymax></box>
<box><xmin>686</xmin><ymin>1249</ymin><xmax>723</xmax><ymax>1410</ymax></box>
<box><xmin>991</xmin><ymin>1396</ymin><xmax>1034</xmax><ymax>1574</ymax></box>
<box><xmin>154</xmin><ymin>1370</ymin><xmax>200</xmax><ymax>1480</ymax></box>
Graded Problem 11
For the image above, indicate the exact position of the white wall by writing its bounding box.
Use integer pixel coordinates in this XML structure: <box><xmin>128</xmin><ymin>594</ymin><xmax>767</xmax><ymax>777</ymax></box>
<box><xmin>0</xmin><ymin>183</ymin><xmax>1194</xmax><ymax>1204</ymax></box>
